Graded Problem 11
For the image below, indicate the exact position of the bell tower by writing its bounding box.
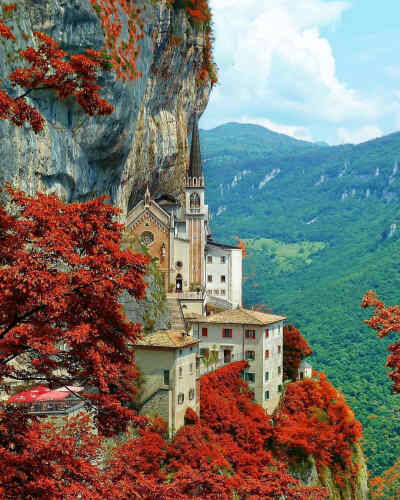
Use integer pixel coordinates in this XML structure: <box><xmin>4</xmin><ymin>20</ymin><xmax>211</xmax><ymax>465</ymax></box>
<box><xmin>186</xmin><ymin>119</ymin><xmax>208</xmax><ymax>287</ymax></box>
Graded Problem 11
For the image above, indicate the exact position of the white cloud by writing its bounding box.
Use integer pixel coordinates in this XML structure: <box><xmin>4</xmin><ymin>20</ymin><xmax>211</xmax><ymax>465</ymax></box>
<box><xmin>205</xmin><ymin>0</ymin><xmax>380</xmax><ymax>129</ymax></box>
<box><xmin>336</xmin><ymin>125</ymin><xmax>383</xmax><ymax>144</ymax></box>
<box><xmin>238</xmin><ymin>116</ymin><xmax>314</xmax><ymax>142</ymax></box>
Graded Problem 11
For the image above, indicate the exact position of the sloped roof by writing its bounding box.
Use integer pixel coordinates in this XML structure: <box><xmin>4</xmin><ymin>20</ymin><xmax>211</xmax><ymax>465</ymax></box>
<box><xmin>134</xmin><ymin>330</ymin><xmax>199</xmax><ymax>349</ymax></box>
<box><xmin>192</xmin><ymin>308</ymin><xmax>285</xmax><ymax>325</ymax></box>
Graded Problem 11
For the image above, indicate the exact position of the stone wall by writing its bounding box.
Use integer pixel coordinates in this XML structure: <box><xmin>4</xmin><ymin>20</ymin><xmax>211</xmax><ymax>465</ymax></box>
<box><xmin>139</xmin><ymin>387</ymin><xmax>170</xmax><ymax>424</ymax></box>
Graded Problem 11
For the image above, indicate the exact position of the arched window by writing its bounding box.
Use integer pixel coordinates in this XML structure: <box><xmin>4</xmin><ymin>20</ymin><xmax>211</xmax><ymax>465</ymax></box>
<box><xmin>190</xmin><ymin>193</ymin><xmax>200</xmax><ymax>212</ymax></box>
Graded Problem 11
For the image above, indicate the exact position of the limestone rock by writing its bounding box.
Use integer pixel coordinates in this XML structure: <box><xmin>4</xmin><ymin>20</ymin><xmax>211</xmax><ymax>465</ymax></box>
<box><xmin>0</xmin><ymin>0</ymin><xmax>211</xmax><ymax>216</ymax></box>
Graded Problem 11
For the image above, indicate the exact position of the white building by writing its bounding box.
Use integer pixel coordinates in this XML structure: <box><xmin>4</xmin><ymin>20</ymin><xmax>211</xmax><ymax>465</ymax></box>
<box><xmin>205</xmin><ymin>238</ymin><xmax>242</xmax><ymax>309</ymax></box>
<box><xmin>297</xmin><ymin>359</ymin><xmax>312</xmax><ymax>380</ymax></box>
<box><xmin>133</xmin><ymin>330</ymin><xmax>200</xmax><ymax>434</ymax></box>
<box><xmin>188</xmin><ymin>308</ymin><xmax>286</xmax><ymax>414</ymax></box>
<box><xmin>126</xmin><ymin>120</ymin><xmax>243</xmax><ymax>315</ymax></box>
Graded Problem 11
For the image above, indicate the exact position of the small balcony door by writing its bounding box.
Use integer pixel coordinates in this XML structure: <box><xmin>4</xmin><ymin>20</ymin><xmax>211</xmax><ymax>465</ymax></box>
<box><xmin>224</xmin><ymin>349</ymin><xmax>231</xmax><ymax>364</ymax></box>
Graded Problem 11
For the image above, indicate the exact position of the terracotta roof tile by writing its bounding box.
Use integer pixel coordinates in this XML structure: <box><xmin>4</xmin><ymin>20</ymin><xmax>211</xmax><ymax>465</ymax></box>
<box><xmin>189</xmin><ymin>308</ymin><xmax>285</xmax><ymax>325</ymax></box>
<box><xmin>134</xmin><ymin>330</ymin><xmax>199</xmax><ymax>349</ymax></box>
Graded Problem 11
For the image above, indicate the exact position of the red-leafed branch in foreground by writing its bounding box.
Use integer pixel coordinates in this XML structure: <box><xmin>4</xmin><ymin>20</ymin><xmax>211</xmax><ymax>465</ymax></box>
<box><xmin>362</xmin><ymin>290</ymin><xmax>400</xmax><ymax>393</ymax></box>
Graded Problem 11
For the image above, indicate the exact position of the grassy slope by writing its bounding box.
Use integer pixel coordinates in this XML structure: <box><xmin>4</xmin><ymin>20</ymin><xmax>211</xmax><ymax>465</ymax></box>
<box><xmin>202</xmin><ymin>123</ymin><xmax>400</xmax><ymax>476</ymax></box>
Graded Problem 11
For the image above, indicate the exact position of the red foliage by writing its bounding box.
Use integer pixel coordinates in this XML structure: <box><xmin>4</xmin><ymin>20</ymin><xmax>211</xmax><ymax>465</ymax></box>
<box><xmin>234</xmin><ymin>237</ymin><xmax>247</xmax><ymax>258</ymax></box>
<box><xmin>0</xmin><ymin>186</ymin><xmax>150</xmax><ymax>435</ymax></box>
<box><xmin>370</xmin><ymin>457</ymin><xmax>400</xmax><ymax>499</ymax></box>
<box><xmin>274</xmin><ymin>372</ymin><xmax>363</xmax><ymax>483</ymax></box>
<box><xmin>362</xmin><ymin>290</ymin><xmax>400</xmax><ymax>393</ymax></box>
<box><xmin>283</xmin><ymin>324</ymin><xmax>313</xmax><ymax>381</ymax></box>
<box><xmin>0</xmin><ymin>19</ymin><xmax>15</xmax><ymax>40</ymax></box>
<box><xmin>0</xmin><ymin>408</ymin><xmax>110</xmax><ymax>499</ymax></box>
<box><xmin>1</xmin><ymin>30</ymin><xmax>113</xmax><ymax>133</ymax></box>
<box><xmin>89</xmin><ymin>0</ymin><xmax>145</xmax><ymax>82</ymax></box>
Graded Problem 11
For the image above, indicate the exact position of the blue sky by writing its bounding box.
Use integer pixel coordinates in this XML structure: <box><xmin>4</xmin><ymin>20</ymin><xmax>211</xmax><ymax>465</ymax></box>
<box><xmin>201</xmin><ymin>0</ymin><xmax>400</xmax><ymax>144</ymax></box>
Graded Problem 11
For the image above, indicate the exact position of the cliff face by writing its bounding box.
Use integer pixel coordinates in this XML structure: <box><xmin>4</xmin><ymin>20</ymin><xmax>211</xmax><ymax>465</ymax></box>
<box><xmin>0</xmin><ymin>0</ymin><xmax>210</xmax><ymax>214</ymax></box>
<box><xmin>291</xmin><ymin>444</ymin><xmax>370</xmax><ymax>500</ymax></box>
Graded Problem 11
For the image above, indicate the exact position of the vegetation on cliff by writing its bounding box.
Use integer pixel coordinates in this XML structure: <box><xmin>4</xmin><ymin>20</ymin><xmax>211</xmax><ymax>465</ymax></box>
<box><xmin>202</xmin><ymin>122</ymin><xmax>400</xmax><ymax>475</ymax></box>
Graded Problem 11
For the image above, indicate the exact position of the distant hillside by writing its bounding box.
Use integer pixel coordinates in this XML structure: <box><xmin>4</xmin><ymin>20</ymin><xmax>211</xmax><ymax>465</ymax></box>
<box><xmin>201</xmin><ymin>123</ymin><xmax>400</xmax><ymax>476</ymax></box>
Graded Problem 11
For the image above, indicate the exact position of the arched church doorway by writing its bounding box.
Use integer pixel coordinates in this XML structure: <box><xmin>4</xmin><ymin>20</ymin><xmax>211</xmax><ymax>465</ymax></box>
<box><xmin>176</xmin><ymin>274</ymin><xmax>183</xmax><ymax>293</ymax></box>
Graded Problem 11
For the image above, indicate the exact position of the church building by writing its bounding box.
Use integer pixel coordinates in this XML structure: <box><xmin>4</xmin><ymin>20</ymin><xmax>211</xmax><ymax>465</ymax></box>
<box><xmin>126</xmin><ymin>121</ymin><xmax>242</xmax><ymax>314</ymax></box>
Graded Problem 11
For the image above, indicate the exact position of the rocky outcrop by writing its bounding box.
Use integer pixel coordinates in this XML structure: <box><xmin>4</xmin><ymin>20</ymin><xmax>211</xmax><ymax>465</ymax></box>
<box><xmin>290</xmin><ymin>444</ymin><xmax>370</xmax><ymax>500</ymax></box>
<box><xmin>0</xmin><ymin>0</ymin><xmax>211</xmax><ymax>214</ymax></box>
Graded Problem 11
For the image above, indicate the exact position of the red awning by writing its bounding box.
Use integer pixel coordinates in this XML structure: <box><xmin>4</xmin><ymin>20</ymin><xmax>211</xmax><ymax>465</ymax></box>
<box><xmin>8</xmin><ymin>386</ymin><xmax>50</xmax><ymax>403</ymax></box>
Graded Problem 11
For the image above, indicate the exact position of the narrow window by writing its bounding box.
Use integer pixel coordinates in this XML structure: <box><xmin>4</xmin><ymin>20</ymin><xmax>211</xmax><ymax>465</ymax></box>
<box><xmin>207</xmin><ymin>275</ymin><xmax>213</xmax><ymax>282</ymax></box>
<box><xmin>221</xmin><ymin>275</ymin><xmax>226</xmax><ymax>283</ymax></box>
<box><xmin>222</xmin><ymin>328</ymin><xmax>232</xmax><ymax>338</ymax></box>
<box><xmin>265</xmin><ymin>349</ymin><xmax>269</xmax><ymax>359</ymax></box>
<box><xmin>179</xmin><ymin>366</ymin><xmax>182</xmax><ymax>378</ymax></box>
<box><xmin>245</xmin><ymin>350</ymin><xmax>255</xmax><ymax>360</ymax></box>
<box><xmin>163</xmin><ymin>370</ymin><xmax>170</xmax><ymax>385</ymax></box>
<box><xmin>278</xmin><ymin>384</ymin><xmax>283</xmax><ymax>393</ymax></box>
<box><xmin>265</xmin><ymin>371</ymin><xmax>269</xmax><ymax>382</ymax></box>
<box><xmin>207</xmin><ymin>255</ymin><xmax>212</xmax><ymax>264</ymax></box>
<box><xmin>278</xmin><ymin>366</ymin><xmax>281</xmax><ymax>375</ymax></box>
<box><xmin>190</xmin><ymin>363</ymin><xmax>193</xmax><ymax>374</ymax></box>
<box><xmin>221</xmin><ymin>289</ymin><xmax>226</xmax><ymax>295</ymax></box>
<box><xmin>245</xmin><ymin>329</ymin><xmax>256</xmax><ymax>339</ymax></box>
<box><xmin>265</xmin><ymin>390</ymin><xmax>270</xmax><ymax>400</ymax></box>
<box><xmin>245</xmin><ymin>372</ymin><xmax>255</xmax><ymax>383</ymax></box>
<box><xmin>178</xmin><ymin>393</ymin><xmax>184</xmax><ymax>404</ymax></box>
<box><xmin>221</xmin><ymin>256</ymin><xmax>226</xmax><ymax>264</ymax></box>
<box><xmin>202</xmin><ymin>327</ymin><xmax>208</xmax><ymax>337</ymax></box>
<box><xmin>278</xmin><ymin>345</ymin><xmax>282</xmax><ymax>354</ymax></box>
<box><xmin>189</xmin><ymin>388</ymin><xmax>195</xmax><ymax>400</ymax></box>
<box><xmin>265</xmin><ymin>329</ymin><xmax>269</xmax><ymax>339</ymax></box>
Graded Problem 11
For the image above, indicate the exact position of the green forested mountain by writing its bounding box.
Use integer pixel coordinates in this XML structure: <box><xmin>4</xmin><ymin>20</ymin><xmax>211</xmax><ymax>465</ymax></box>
<box><xmin>201</xmin><ymin>122</ymin><xmax>400</xmax><ymax>476</ymax></box>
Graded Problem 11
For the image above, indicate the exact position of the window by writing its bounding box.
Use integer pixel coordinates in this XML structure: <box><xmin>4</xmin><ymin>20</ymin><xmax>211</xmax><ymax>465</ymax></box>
<box><xmin>179</xmin><ymin>366</ymin><xmax>182</xmax><ymax>378</ymax></box>
<box><xmin>200</xmin><ymin>348</ymin><xmax>209</xmax><ymax>357</ymax></box>
<box><xmin>140</xmin><ymin>231</ymin><xmax>154</xmax><ymax>246</ymax></box>
<box><xmin>265</xmin><ymin>349</ymin><xmax>270</xmax><ymax>359</ymax></box>
<box><xmin>278</xmin><ymin>345</ymin><xmax>282</xmax><ymax>354</ymax></box>
<box><xmin>278</xmin><ymin>366</ymin><xmax>281</xmax><ymax>375</ymax></box>
<box><xmin>207</xmin><ymin>255</ymin><xmax>213</xmax><ymax>264</ymax></box>
<box><xmin>222</xmin><ymin>328</ymin><xmax>232</xmax><ymax>338</ymax></box>
<box><xmin>265</xmin><ymin>371</ymin><xmax>269</xmax><ymax>382</ymax></box>
<box><xmin>221</xmin><ymin>275</ymin><xmax>226</xmax><ymax>283</ymax></box>
<box><xmin>265</xmin><ymin>390</ymin><xmax>270</xmax><ymax>400</ymax></box>
<box><xmin>178</xmin><ymin>393</ymin><xmax>184</xmax><ymax>404</ymax></box>
<box><xmin>190</xmin><ymin>193</ymin><xmax>200</xmax><ymax>212</ymax></box>
<box><xmin>265</xmin><ymin>329</ymin><xmax>269</xmax><ymax>339</ymax></box>
<box><xmin>163</xmin><ymin>370</ymin><xmax>170</xmax><ymax>385</ymax></box>
<box><xmin>214</xmin><ymin>289</ymin><xmax>219</xmax><ymax>295</ymax></box>
<box><xmin>245</xmin><ymin>372</ymin><xmax>255</xmax><ymax>383</ymax></box>
<box><xmin>189</xmin><ymin>388</ymin><xmax>195</xmax><ymax>400</ymax></box>
<box><xmin>245</xmin><ymin>350</ymin><xmax>255</xmax><ymax>360</ymax></box>
<box><xmin>278</xmin><ymin>384</ymin><xmax>283</xmax><ymax>393</ymax></box>
<box><xmin>245</xmin><ymin>329</ymin><xmax>256</xmax><ymax>339</ymax></box>
<box><xmin>176</xmin><ymin>260</ymin><xmax>183</xmax><ymax>269</ymax></box>
<box><xmin>221</xmin><ymin>256</ymin><xmax>226</xmax><ymax>264</ymax></box>
<box><xmin>201</xmin><ymin>327</ymin><xmax>208</xmax><ymax>337</ymax></box>
<box><xmin>207</xmin><ymin>275</ymin><xmax>213</xmax><ymax>282</ymax></box>
<box><xmin>221</xmin><ymin>289</ymin><xmax>226</xmax><ymax>295</ymax></box>
<box><xmin>190</xmin><ymin>363</ymin><xmax>193</xmax><ymax>374</ymax></box>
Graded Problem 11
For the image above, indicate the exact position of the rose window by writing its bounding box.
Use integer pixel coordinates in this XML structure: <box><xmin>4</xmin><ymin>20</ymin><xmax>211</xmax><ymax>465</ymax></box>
<box><xmin>141</xmin><ymin>231</ymin><xmax>154</xmax><ymax>246</ymax></box>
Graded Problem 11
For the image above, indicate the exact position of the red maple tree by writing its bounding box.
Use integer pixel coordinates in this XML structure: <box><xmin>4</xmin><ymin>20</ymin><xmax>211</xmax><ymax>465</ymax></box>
<box><xmin>362</xmin><ymin>291</ymin><xmax>400</xmax><ymax>393</ymax></box>
<box><xmin>0</xmin><ymin>185</ymin><xmax>150</xmax><ymax>435</ymax></box>
<box><xmin>0</xmin><ymin>408</ymin><xmax>110</xmax><ymax>499</ymax></box>
<box><xmin>0</xmin><ymin>26</ymin><xmax>114</xmax><ymax>133</ymax></box>
<box><xmin>283</xmin><ymin>324</ymin><xmax>312</xmax><ymax>381</ymax></box>
<box><xmin>274</xmin><ymin>371</ymin><xmax>363</xmax><ymax>486</ymax></box>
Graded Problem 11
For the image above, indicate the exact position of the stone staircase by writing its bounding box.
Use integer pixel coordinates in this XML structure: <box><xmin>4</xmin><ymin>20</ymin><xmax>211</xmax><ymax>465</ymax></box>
<box><xmin>166</xmin><ymin>295</ymin><xmax>186</xmax><ymax>331</ymax></box>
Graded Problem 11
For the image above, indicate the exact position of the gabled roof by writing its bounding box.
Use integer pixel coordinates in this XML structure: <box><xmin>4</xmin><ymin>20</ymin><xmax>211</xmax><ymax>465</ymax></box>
<box><xmin>188</xmin><ymin>120</ymin><xmax>203</xmax><ymax>178</ymax></box>
<box><xmin>192</xmin><ymin>308</ymin><xmax>285</xmax><ymax>325</ymax></box>
<box><xmin>134</xmin><ymin>330</ymin><xmax>199</xmax><ymax>349</ymax></box>
<box><xmin>299</xmin><ymin>359</ymin><xmax>312</xmax><ymax>369</ymax></box>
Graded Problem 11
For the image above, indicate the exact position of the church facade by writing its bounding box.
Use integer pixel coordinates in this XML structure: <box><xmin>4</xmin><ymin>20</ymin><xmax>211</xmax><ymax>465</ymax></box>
<box><xmin>126</xmin><ymin>122</ymin><xmax>242</xmax><ymax>312</ymax></box>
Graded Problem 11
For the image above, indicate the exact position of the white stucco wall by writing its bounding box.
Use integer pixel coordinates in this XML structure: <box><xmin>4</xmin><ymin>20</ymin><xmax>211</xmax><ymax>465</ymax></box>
<box><xmin>193</xmin><ymin>321</ymin><xmax>283</xmax><ymax>413</ymax></box>
<box><xmin>172</xmin><ymin>238</ymin><xmax>190</xmax><ymax>290</ymax></box>
<box><xmin>134</xmin><ymin>345</ymin><xmax>198</xmax><ymax>433</ymax></box>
